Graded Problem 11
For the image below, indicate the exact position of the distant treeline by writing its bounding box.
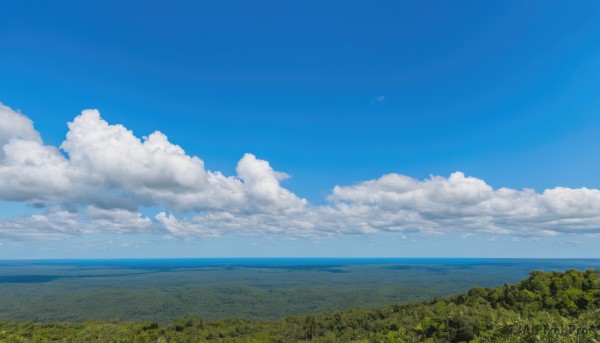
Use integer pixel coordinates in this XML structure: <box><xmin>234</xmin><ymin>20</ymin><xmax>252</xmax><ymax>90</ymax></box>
<box><xmin>0</xmin><ymin>269</ymin><xmax>599</xmax><ymax>342</ymax></box>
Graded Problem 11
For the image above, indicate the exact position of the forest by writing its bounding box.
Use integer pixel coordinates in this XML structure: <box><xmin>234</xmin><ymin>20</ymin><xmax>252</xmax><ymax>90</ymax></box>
<box><xmin>0</xmin><ymin>269</ymin><xmax>598</xmax><ymax>342</ymax></box>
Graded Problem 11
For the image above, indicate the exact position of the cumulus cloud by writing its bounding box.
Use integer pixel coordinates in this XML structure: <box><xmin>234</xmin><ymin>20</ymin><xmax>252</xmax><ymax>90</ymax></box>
<box><xmin>236</xmin><ymin>153</ymin><xmax>307</xmax><ymax>214</ymax></box>
<box><xmin>0</xmin><ymin>106</ymin><xmax>305</xmax><ymax>214</ymax></box>
<box><xmin>0</xmin><ymin>139</ymin><xmax>72</xmax><ymax>202</ymax></box>
<box><xmin>0</xmin><ymin>104</ymin><xmax>41</xmax><ymax>155</ymax></box>
<box><xmin>328</xmin><ymin>172</ymin><xmax>600</xmax><ymax>235</ymax></box>
<box><xmin>60</xmin><ymin>109</ymin><xmax>246</xmax><ymax>211</ymax></box>
<box><xmin>156</xmin><ymin>209</ymin><xmax>321</xmax><ymax>238</ymax></box>
<box><xmin>0</xmin><ymin>206</ymin><xmax>153</xmax><ymax>240</ymax></box>
<box><xmin>0</xmin><ymin>104</ymin><xmax>73</xmax><ymax>203</ymax></box>
<box><xmin>1</xmin><ymin>102</ymin><xmax>600</xmax><ymax>240</ymax></box>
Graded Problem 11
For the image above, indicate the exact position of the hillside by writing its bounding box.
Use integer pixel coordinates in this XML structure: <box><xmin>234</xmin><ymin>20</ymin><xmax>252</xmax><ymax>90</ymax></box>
<box><xmin>0</xmin><ymin>269</ymin><xmax>599</xmax><ymax>342</ymax></box>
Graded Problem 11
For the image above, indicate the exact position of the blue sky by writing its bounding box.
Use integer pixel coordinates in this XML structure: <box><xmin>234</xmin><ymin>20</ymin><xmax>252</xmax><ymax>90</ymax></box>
<box><xmin>1</xmin><ymin>1</ymin><xmax>600</xmax><ymax>258</ymax></box>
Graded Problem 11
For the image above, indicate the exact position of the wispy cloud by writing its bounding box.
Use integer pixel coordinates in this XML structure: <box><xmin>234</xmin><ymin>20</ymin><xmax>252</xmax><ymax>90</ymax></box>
<box><xmin>1</xmin><ymin>102</ymin><xmax>600</xmax><ymax>240</ymax></box>
<box><xmin>372</xmin><ymin>95</ymin><xmax>385</xmax><ymax>103</ymax></box>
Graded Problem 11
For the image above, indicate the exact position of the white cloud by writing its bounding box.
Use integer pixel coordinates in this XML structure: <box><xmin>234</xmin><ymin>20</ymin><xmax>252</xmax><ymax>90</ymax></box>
<box><xmin>0</xmin><ymin>106</ymin><xmax>305</xmax><ymax>214</ymax></box>
<box><xmin>0</xmin><ymin>104</ymin><xmax>41</xmax><ymax>157</ymax></box>
<box><xmin>236</xmin><ymin>153</ymin><xmax>307</xmax><ymax>214</ymax></box>
<box><xmin>0</xmin><ymin>208</ymin><xmax>79</xmax><ymax>240</ymax></box>
<box><xmin>0</xmin><ymin>139</ymin><xmax>71</xmax><ymax>202</ymax></box>
<box><xmin>85</xmin><ymin>206</ymin><xmax>154</xmax><ymax>233</ymax></box>
<box><xmin>0</xmin><ymin>206</ymin><xmax>153</xmax><ymax>240</ymax></box>
<box><xmin>61</xmin><ymin>109</ymin><xmax>246</xmax><ymax>211</ymax></box>
<box><xmin>155</xmin><ymin>209</ymin><xmax>322</xmax><ymax>238</ymax></box>
<box><xmin>0</xmin><ymin>104</ymin><xmax>70</xmax><ymax>203</ymax></box>
<box><xmin>1</xmin><ymin>102</ymin><xmax>600</xmax><ymax>241</ymax></box>
<box><xmin>59</xmin><ymin>110</ymin><xmax>308</xmax><ymax>214</ymax></box>
<box><xmin>328</xmin><ymin>172</ymin><xmax>600</xmax><ymax>235</ymax></box>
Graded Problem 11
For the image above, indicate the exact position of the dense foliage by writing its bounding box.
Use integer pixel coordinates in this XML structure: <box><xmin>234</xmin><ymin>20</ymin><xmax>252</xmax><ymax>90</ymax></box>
<box><xmin>3</xmin><ymin>260</ymin><xmax>522</xmax><ymax>323</ymax></box>
<box><xmin>0</xmin><ymin>270</ymin><xmax>598</xmax><ymax>342</ymax></box>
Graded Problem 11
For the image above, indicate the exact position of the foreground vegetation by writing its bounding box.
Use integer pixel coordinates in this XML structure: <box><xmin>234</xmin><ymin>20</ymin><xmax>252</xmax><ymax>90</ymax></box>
<box><xmin>0</xmin><ymin>270</ymin><xmax>599</xmax><ymax>342</ymax></box>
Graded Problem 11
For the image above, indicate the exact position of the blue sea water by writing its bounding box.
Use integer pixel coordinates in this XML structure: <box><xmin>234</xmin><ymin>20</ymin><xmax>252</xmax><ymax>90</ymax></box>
<box><xmin>3</xmin><ymin>257</ymin><xmax>600</xmax><ymax>269</ymax></box>
<box><xmin>1</xmin><ymin>258</ymin><xmax>599</xmax><ymax>280</ymax></box>
<box><xmin>1</xmin><ymin>257</ymin><xmax>599</xmax><ymax>286</ymax></box>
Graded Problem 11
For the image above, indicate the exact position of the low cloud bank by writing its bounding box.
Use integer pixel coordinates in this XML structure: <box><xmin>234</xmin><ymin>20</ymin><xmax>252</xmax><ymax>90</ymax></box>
<box><xmin>1</xmin><ymin>103</ymin><xmax>599</xmax><ymax>240</ymax></box>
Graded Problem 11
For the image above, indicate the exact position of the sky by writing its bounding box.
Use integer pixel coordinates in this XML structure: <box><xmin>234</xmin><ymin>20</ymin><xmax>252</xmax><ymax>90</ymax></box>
<box><xmin>1</xmin><ymin>0</ymin><xmax>600</xmax><ymax>258</ymax></box>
